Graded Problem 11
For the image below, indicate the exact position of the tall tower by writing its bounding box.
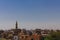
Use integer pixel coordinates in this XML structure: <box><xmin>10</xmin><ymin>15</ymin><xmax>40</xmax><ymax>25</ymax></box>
<box><xmin>15</xmin><ymin>21</ymin><xmax>18</xmax><ymax>29</ymax></box>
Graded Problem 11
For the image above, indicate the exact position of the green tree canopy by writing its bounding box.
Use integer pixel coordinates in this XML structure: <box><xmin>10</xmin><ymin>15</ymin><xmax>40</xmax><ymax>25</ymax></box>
<box><xmin>45</xmin><ymin>31</ymin><xmax>60</xmax><ymax>40</ymax></box>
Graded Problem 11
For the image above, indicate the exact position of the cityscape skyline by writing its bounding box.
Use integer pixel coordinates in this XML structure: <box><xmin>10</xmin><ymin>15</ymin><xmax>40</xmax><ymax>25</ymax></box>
<box><xmin>0</xmin><ymin>0</ymin><xmax>60</xmax><ymax>30</ymax></box>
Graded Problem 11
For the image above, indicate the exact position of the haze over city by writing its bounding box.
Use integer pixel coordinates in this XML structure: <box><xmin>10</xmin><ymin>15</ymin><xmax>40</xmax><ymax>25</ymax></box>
<box><xmin>0</xmin><ymin>0</ymin><xmax>60</xmax><ymax>30</ymax></box>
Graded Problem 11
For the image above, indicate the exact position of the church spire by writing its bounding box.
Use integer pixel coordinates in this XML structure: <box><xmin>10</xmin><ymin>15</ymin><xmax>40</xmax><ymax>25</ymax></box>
<box><xmin>15</xmin><ymin>21</ymin><xmax>18</xmax><ymax>29</ymax></box>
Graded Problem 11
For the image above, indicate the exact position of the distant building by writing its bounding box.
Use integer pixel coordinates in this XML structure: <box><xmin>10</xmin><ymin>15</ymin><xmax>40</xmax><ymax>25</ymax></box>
<box><xmin>0</xmin><ymin>21</ymin><xmax>43</xmax><ymax>40</ymax></box>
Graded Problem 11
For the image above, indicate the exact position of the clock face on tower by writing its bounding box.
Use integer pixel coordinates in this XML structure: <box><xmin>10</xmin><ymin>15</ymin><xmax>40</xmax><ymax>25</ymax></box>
<box><xmin>13</xmin><ymin>35</ymin><xmax>18</xmax><ymax>40</ymax></box>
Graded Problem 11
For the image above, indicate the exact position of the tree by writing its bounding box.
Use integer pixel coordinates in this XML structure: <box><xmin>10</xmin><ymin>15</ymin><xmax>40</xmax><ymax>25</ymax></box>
<box><xmin>44</xmin><ymin>31</ymin><xmax>60</xmax><ymax>40</ymax></box>
<box><xmin>0</xmin><ymin>38</ymin><xmax>6</xmax><ymax>40</ymax></box>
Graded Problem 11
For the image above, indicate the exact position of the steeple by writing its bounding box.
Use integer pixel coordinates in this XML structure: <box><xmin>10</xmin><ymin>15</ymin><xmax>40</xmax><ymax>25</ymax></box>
<box><xmin>15</xmin><ymin>21</ymin><xmax>18</xmax><ymax>29</ymax></box>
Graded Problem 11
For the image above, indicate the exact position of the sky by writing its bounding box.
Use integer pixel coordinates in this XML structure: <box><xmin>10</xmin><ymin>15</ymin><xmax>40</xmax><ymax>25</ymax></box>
<box><xmin>0</xmin><ymin>0</ymin><xmax>60</xmax><ymax>30</ymax></box>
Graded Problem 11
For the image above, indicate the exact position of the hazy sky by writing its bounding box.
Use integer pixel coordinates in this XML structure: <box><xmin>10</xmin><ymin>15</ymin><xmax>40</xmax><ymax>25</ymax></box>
<box><xmin>0</xmin><ymin>0</ymin><xmax>60</xmax><ymax>30</ymax></box>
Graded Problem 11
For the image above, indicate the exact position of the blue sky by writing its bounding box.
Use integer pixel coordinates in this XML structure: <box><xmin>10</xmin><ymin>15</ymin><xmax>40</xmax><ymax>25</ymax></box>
<box><xmin>0</xmin><ymin>0</ymin><xmax>60</xmax><ymax>30</ymax></box>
